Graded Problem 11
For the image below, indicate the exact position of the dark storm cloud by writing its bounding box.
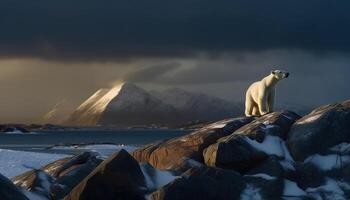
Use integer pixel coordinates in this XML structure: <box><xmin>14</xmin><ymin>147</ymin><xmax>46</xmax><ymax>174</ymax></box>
<box><xmin>0</xmin><ymin>0</ymin><xmax>349</xmax><ymax>60</ymax></box>
<box><xmin>124</xmin><ymin>63</ymin><xmax>181</xmax><ymax>82</ymax></box>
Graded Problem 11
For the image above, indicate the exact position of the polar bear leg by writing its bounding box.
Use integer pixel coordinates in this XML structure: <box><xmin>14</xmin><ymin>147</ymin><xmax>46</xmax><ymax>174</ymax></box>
<box><xmin>252</xmin><ymin>105</ymin><xmax>260</xmax><ymax>116</ymax></box>
<box><xmin>245</xmin><ymin>100</ymin><xmax>254</xmax><ymax>116</ymax></box>
<box><xmin>258</xmin><ymin>95</ymin><xmax>268</xmax><ymax>115</ymax></box>
<box><xmin>267</xmin><ymin>90</ymin><xmax>275</xmax><ymax>113</ymax></box>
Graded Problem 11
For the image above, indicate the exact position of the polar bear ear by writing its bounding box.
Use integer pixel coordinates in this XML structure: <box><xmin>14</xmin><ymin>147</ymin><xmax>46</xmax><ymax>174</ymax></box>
<box><xmin>271</xmin><ymin>70</ymin><xmax>276</xmax><ymax>75</ymax></box>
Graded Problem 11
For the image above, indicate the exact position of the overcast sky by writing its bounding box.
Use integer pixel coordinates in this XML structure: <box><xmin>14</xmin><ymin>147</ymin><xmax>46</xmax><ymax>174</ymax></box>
<box><xmin>0</xmin><ymin>0</ymin><xmax>349</xmax><ymax>123</ymax></box>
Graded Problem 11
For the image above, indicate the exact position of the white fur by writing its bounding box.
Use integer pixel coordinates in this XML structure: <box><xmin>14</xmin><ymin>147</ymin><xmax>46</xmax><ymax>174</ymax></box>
<box><xmin>245</xmin><ymin>70</ymin><xmax>289</xmax><ymax>116</ymax></box>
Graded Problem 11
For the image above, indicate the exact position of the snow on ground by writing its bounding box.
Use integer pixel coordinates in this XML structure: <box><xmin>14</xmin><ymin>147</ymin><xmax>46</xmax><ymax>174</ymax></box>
<box><xmin>279</xmin><ymin>159</ymin><xmax>296</xmax><ymax>171</ymax></box>
<box><xmin>3</xmin><ymin>130</ymin><xmax>38</xmax><ymax>135</ymax></box>
<box><xmin>282</xmin><ymin>178</ymin><xmax>350</xmax><ymax>200</ymax></box>
<box><xmin>140</xmin><ymin>164</ymin><xmax>179</xmax><ymax>190</ymax></box>
<box><xmin>244</xmin><ymin>135</ymin><xmax>294</xmax><ymax>161</ymax></box>
<box><xmin>304</xmin><ymin>154</ymin><xmax>350</xmax><ymax>171</ymax></box>
<box><xmin>51</xmin><ymin>144</ymin><xmax>138</xmax><ymax>157</ymax></box>
<box><xmin>240</xmin><ymin>184</ymin><xmax>262</xmax><ymax>200</ymax></box>
<box><xmin>330</xmin><ymin>143</ymin><xmax>350</xmax><ymax>154</ymax></box>
<box><xmin>245</xmin><ymin>173</ymin><xmax>277</xmax><ymax>180</ymax></box>
<box><xmin>244</xmin><ymin>135</ymin><xmax>297</xmax><ymax>171</ymax></box>
<box><xmin>3</xmin><ymin>129</ymin><xmax>27</xmax><ymax>134</ymax></box>
<box><xmin>306</xmin><ymin>178</ymin><xmax>347</xmax><ymax>200</ymax></box>
<box><xmin>0</xmin><ymin>149</ymin><xmax>68</xmax><ymax>178</ymax></box>
<box><xmin>36</xmin><ymin>171</ymin><xmax>52</xmax><ymax>193</ymax></box>
<box><xmin>22</xmin><ymin>190</ymin><xmax>47</xmax><ymax>200</ymax></box>
<box><xmin>283</xmin><ymin>180</ymin><xmax>307</xmax><ymax>197</ymax></box>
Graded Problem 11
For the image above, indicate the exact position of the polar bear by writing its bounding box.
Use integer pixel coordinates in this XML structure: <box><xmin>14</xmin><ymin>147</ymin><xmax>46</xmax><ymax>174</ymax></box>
<box><xmin>245</xmin><ymin>70</ymin><xmax>289</xmax><ymax>116</ymax></box>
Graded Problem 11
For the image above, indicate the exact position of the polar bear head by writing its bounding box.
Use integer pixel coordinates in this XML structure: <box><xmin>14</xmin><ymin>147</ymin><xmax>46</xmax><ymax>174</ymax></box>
<box><xmin>271</xmin><ymin>70</ymin><xmax>289</xmax><ymax>80</ymax></box>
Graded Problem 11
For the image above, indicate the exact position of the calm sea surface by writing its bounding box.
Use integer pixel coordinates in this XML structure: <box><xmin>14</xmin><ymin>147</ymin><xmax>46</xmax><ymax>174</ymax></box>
<box><xmin>0</xmin><ymin>129</ymin><xmax>191</xmax><ymax>154</ymax></box>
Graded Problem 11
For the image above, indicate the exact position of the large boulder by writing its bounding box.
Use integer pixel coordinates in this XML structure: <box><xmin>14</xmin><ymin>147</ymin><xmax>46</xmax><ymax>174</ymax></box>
<box><xmin>0</xmin><ymin>173</ymin><xmax>29</xmax><ymax>200</ymax></box>
<box><xmin>150</xmin><ymin>166</ymin><xmax>244</xmax><ymax>200</ymax></box>
<box><xmin>203</xmin><ymin>111</ymin><xmax>299</xmax><ymax>172</ymax></box>
<box><xmin>134</xmin><ymin>117</ymin><xmax>254</xmax><ymax>170</ymax></box>
<box><xmin>12</xmin><ymin>152</ymin><xmax>102</xmax><ymax>199</ymax></box>
<box><xmin>287</xmin><ymin>100</ymin><xmax>350</xmax><ymax>161</ymax></box>
<box><xmin>132</xmin><ymin>139</ymin><xmax>169</xmax><ymax>163</ymax></box>
<box><xmin>64</xmin><ymin>149</ymin><xmax>146</xmax><ymax>200</ymax></box>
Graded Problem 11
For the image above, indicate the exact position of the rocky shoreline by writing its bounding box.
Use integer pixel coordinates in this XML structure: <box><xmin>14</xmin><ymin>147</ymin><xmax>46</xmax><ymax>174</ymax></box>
<box><xmin>1</xmin><ymin>99</ymin><xmax>350</xmax><ymax>199</ymax></box>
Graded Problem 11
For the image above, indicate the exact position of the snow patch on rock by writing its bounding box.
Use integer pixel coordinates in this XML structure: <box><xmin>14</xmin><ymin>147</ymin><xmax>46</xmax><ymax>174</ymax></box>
<box><xmin>306</xmin><ymin>178</ymin><xmax>347</xmax><ymax>200</ymax></box>
<box><xmin>140</xmin><ymin>165</ymin><xmax>179</xmax><ymax>189</ymax></box>
<box><xmin>304</xmin><ymin>154</ymin><xmax>350</xmax><ymax>171</ymax></box>
<box><xmin>240</xmin><ymin>184</ymin><xmax>262</xmax><ymax>200</ymax></box>
<box><xmin>244</xmin><ymin>135</ymin><xmax>294</xmax><ymax>161</ymax></box>
<box><xmin>245</xmin><ymin>173</ymin><xmax>276</xmax><ymax>180</ymax></box>
<box><xmin>330</xmin><ymin>143</ymin><xmax>350</xmax><ymax>154</ymax></box>
<box><xmin>22</xmin><ymin>190</ymin><xmax>47</xmax><ymax>200</ymax></box>
<box><xmin>296</xmin><ymin>113</ymin><xmax>322</xmax><ymax>125</ymax></box>
<box><xmin>283</xmin><ymin>180</ymin><xmax>307</xmax><ymax>197</ymax></box>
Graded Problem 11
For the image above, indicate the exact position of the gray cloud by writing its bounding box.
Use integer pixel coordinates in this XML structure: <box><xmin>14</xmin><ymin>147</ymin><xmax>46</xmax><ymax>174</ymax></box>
<box><xmin>0</xmin><ymin>0</ymin><xmax>349</xmax><ymax>60</ymax></box>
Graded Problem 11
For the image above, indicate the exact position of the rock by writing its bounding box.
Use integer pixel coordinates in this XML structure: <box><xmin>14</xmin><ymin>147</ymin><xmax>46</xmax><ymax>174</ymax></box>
<box><xmin>132</xmin><ymin>139</ymin><xmax>169</xmax><ymax>163</ymax></box>
<box><xmin>150</xmin><ymin>166</ymin><xmax>244</xmax><ymax>200</ymax></box>
<box><xmin>233</xmin><ymin>110</ymin><xmax>300</xmax><ymax>141</ymax></box>
<box><xmin>139</xmin><ymin>163</ymin><xmax>178</xmax><ymax>191</ymax></box>
<box><xmin>13</xmin><ymin>152</ymin><xmax>102</xmax><ymax>199</ymax></box>
<box><xmin>26</xmin><ymin>170</ymin><xmax>54</xmax><ymax>199</ymax></box>
<box><xmin>51</xmin><ymin>154</ymin><xmax>103</xmax><ymax>199</ymax></box>
<box><xmin>247</xmin><ymin>155</ymin><xmax>299</xmax><ymax>182</ymax></box>
<box><xmin>205</xmin><ymin>135</ymin><xmax>267</xmax><ymax>172</ymax></box>
<box><xmin>203</xmin><ymin>111</ymin><xmax>299</xmax><ymax>172</ymax></box>
<box><xmin>287</xmin><ymin>100</ymin><xmax>350</xmax><ymax>161</ymax></box>
<box><xmin>247</xmin><ymin>156</ymin><xmax>285</xmax><ymax>178</ymax></box>
<box><xmin>168</xmin><ymin>157</ymin><xmax>205</xmax><ymax>174</ymax></box>
<box><xmin>64</xmin><ymin>149</ymin><xmax>146</xmax><ymax>200</ymax></box>
<box><xmin>242</xmin><ymin>174</ymin><xmax>284</xmax><ymax>200</ymax></box>
<box><xmin>0</xmin><ymin>173</ymin><xmax>29</xmax><ymax>200</ymax></box>
<box><xmin>138</xmin><ymin>117</ymin><xmax>254</xmax><ymax>170</ymax></box>
<box><xmin>295</xmin><ymin>162</ymin><xmax>325</xmax><ymax>190</ymax></box>
<box><xmin>342</xmin><ymin>164</ymin><xmax>350</xmax><ymax>183</ymax></box>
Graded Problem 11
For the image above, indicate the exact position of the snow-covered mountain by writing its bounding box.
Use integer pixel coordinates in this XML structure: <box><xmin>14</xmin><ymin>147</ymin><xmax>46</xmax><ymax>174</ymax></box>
<box><xmin>66</xmin><ymin>83</ymin><xmax>243</xmax><ymax>126</ymax></box>
<box><xmin>151</xmin><ymin>88</ymin><xmax>243</xmax><ymax>122</ymax></box>
<box><xmin>67</xmin><ymin>84</ymin><xmax>124</xmax><ymax>126</ymax></box>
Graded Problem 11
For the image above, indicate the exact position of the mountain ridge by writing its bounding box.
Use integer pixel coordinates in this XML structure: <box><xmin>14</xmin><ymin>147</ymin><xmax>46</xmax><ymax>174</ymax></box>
<box><xmin>66</xmin><ymin>83</ymin><xmax>243</xmax><ymax>127</ymax></box>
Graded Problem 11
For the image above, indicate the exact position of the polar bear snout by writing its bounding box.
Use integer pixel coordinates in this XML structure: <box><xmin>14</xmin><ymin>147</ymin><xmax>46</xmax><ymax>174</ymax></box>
<box><xmin>271</xmin><ymin>70</ymin><xmax>289</xmax><ymax>80</ymax></box>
